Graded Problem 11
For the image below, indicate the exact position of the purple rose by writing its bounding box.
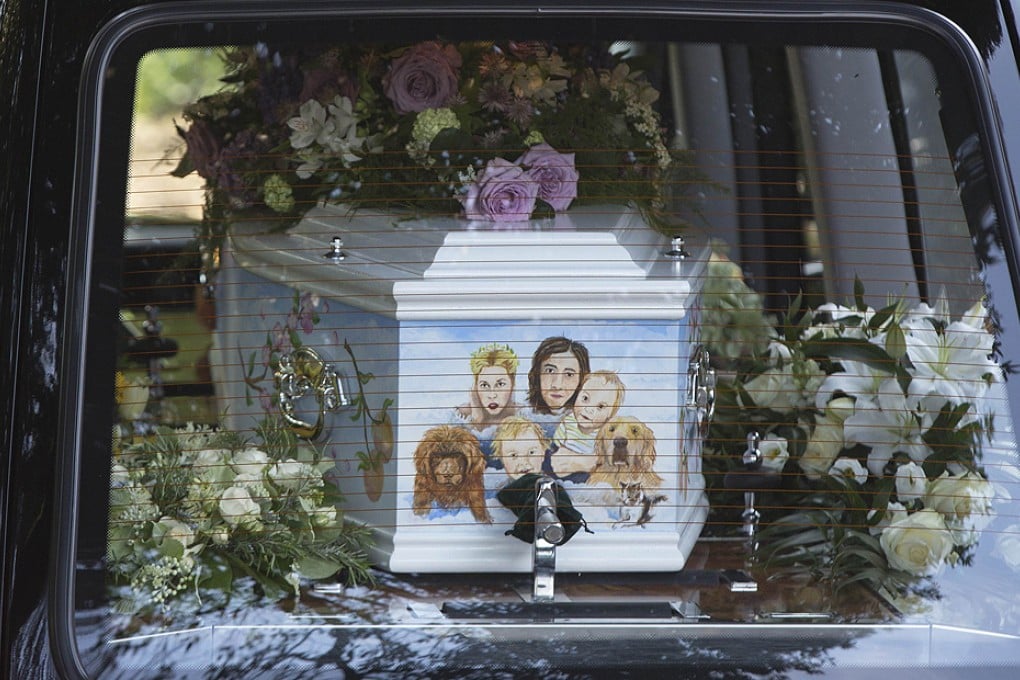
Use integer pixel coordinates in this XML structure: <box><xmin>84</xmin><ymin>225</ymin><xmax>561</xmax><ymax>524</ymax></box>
<box><xmin>518</xmin><ymin>143</ymin><xmax>579</xmax><ymax>212</ymax></box>
<box><xmin>382</xmin><ymin>42</ymin><xmax>462</xmax><ymax>114</ymax></box>
<box><xmin>461</xmin><ymin>158</ymin><xmax>539</xmax><ymax>222</ymax></box>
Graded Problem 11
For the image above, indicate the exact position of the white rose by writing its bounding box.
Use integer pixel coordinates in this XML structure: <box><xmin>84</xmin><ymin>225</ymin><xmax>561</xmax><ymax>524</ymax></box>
<box><xmin>743</xmin><ymin>368</ymin><xmax>798</xmax><ymax>412</ymax></box>
<box><xmin>895</xmin><ymin>462</ymin><xmax>927</xmax><ymax>503</ymax></box>
<box><xmin>231</xmin><ymin>448</ymin><xmax>270</xmax><ymax>476</ymax></box>
<box><xmin>270</xmin><ymin>459</ymin><xmax>315</xmax><ymax>491</ymax></box>
<box><xmin>880</xmin><ymin>508</ymin><xmax>955</xmax><ymax>575</ymax></box>
<box><xmin>993</xmin><ymin>524</ymin><xmax>1020</xmax><ymax>572</ymax></box>
<box><xmin>829</xmin><ymin>457</ymin><xmax>868</xmax><ymax>485</ymax></box>
<box><xmin>925</xmin><ymin>471</ymin><xmax>994</xmax><ymax>521</ymax></box>
<box><xmin>153</xmin><ymin>516</ymin><xmax>196</xmax><ymax>549</ymax></box>
<box><xmin>218</xmin><ymin>486</ymin><xmax>263</xmax><ymax>530</ymax></box>
<box><xmin>758</xmin><ymin>435</ymin><xmax>790</xmax><ymax>473</ymax></box>
<box><xmin>193</xmin><ymin>449</ymin><xmax>231</xmax><ymax>482</ymax></box>
<box><xmin>799</xmin><ymin>417</ymin><xmax>844</xmax><ymax>479</ymax></box>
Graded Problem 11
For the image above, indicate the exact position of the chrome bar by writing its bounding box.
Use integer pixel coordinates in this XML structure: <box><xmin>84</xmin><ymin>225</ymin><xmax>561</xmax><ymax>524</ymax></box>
<box><xmin>532</xmin><ymin>476</ymin><xmax>565</xmax><ymax>603</ymax></box>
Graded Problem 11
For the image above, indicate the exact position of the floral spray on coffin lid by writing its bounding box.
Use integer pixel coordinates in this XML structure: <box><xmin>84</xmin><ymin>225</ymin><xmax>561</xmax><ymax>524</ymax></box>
<box><xmin>177</xmin><ymin>38</ymin><xmax>716</xmax><ymax>572</ymax></box>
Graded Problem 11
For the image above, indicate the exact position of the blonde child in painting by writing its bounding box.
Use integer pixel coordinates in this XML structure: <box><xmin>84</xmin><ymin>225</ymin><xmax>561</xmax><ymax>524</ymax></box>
<box><xmin>548</xmin><ymin>370</ymin><xmax>626</xmax><ymax>478</ymax></box>
<box><xmin>491</xmin><ymin>416</ymin><xmax>550</xmax><ymax>480</ymax></box>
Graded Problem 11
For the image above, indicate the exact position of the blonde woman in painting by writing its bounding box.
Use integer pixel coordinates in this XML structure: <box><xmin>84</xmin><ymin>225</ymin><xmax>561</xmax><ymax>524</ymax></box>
<box><xmin>454</xmin><ymin>343</ymin><xmax>521</xmax><ymax>432</ymax></box>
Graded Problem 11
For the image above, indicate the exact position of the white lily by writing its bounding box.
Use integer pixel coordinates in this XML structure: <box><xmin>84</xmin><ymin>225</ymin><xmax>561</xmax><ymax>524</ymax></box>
<box><xmin>843</xmin><ymin>378</ymin><xmax>929</xmax><ymax>475</ymax></box>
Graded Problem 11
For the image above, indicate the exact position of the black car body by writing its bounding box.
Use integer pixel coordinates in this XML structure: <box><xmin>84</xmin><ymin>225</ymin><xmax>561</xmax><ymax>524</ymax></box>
<box><xmin>5</xmin><ymin>1</ymin><xmax>1020</xmax><ymax>677</ymax></box>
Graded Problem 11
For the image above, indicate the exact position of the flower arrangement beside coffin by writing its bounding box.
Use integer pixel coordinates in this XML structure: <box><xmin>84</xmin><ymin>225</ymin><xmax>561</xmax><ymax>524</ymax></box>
<box><xmin>702</xmin><ymin>274</ymin><xmax>1004</xmax><ymax>593</ymax></box>
<box><xmin>107</xmin><ymin>420</ymin><xmax>373</xmax><ymax>615</ymax></box>
<box><xmin>172</xmin><ymin>40</ymin><xmax>707</xmax><ymax>267</ymax></box>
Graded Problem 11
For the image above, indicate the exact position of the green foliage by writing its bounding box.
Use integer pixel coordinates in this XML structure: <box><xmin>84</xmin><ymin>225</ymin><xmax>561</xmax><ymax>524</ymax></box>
<box><xmin>135</xmin><ymin>48</ymin><xmax>229</xmax><ymax>119</ymax></box>
<box><xmin>702</xmin><ymin>278</ymin><xmax>1000</xmax><ymax>595</ymax></box>
<box><xmin>107</xmin><ymin>419</ymin><xmax>374</xmax><ymax>617</ymax></box>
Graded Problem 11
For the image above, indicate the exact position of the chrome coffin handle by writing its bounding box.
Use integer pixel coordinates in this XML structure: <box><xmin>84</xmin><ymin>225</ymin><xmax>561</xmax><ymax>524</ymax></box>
<box><xmin>274</xmin><ymin>347</ymin><xmax>350</xmax><ymax>440</ymax></box>
<box><xmin>686</xmin><ymin>344</ymin><xmax>716</xmax><ymax>435</ymax></box>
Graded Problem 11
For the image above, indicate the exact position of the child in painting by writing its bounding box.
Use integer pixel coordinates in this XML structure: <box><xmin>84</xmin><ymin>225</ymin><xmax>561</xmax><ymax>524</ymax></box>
<box><xmin>491</xmin><ymin>416</ymin><xmax>550</xmax><ymax>480</ymax></box>
<box><xmin>454</xmin><ymin>343</ymin><xmax>520</xmax><ymax>432</ymax></box>
<box><xmin>547</xmin><ymin>370</ymin><xmax>626</xmax><ymax>479</ymax></box>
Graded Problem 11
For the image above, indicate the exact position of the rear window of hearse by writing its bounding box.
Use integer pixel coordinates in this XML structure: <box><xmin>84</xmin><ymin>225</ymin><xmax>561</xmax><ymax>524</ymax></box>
<box><xmin>65</xmin><ymin>7</ymin><xmax>1020</xmax><ymax>677</ymax></box>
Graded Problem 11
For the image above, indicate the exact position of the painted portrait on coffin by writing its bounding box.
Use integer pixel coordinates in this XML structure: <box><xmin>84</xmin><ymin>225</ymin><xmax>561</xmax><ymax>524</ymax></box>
<box><xmin>399</xmin><ymin>320</ymin><xmax>686</xmax><ymax>532</ymax></box>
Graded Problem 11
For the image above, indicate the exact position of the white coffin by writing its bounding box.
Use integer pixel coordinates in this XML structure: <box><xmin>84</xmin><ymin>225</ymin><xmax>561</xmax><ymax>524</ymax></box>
<box><xmin>209</xmin><ymin>204</ymin><xmax>710</xmax><ymax>572</ymax></box>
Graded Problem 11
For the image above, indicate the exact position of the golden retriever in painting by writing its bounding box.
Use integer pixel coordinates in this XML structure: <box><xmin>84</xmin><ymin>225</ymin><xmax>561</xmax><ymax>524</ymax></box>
<box><xmin>412</xmin><ymin>425</ymin><xmax>491</xmax><ymax>523</ymax></box>
<box><xmin>587</xmin><ymin>416</ymin><xmax>665</xmax><ymax>491</ymax></box>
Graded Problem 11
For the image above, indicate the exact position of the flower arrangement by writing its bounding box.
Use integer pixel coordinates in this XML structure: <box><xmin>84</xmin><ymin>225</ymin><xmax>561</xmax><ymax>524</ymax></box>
<box><xmin>107</xmin><ymin>420</ymin><xmax>373</xmax><ymax>614</ymax></box>
<box><xmin>702</xmin><ymin>272</ymin><xmax>1003</xmax><ymax>592</ymax></box>
<box><xmin>172</xmin><ymin>40</ymin><xmax>703</xmax><ymax>258</ymax></box>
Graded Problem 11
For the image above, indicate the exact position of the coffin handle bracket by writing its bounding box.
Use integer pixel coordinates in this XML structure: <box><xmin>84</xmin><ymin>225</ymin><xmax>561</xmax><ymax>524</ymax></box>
<box><xmin>275</xmin><ymin>347</ymin><xmax>350</xmax><ymax>440</ymax></box>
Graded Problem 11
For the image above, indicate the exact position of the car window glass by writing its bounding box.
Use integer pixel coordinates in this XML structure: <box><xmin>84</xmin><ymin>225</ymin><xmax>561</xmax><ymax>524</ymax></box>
<box><xmin>68</xmin><ymin>10</ymin><xmax>1020</xmax><ymax>676</ymax></box>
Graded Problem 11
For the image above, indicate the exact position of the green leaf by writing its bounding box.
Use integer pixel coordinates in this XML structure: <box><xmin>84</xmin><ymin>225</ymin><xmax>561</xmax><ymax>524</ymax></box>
<box><xmin>160</xmin><ymin>538</ymin><xmax>185</xmax><ymax>559</ymax></box>
<box><xmin>296</xmin><ymin>555</ymin><xmax>342</xmax><ymax>580</ymax></box>
<box><xmin>854</xmin><ymin>277</ymin><xmax>866</xmax><ymax>311</ymax></box>
<box><xmin>885</xmin><ymin>321</ymin><xmax>907</xmax><ymax>359</ymax></box>
<box><xmin>868</xmin><ymin>303</ymin><xmax>898</xmax><ymax>332</ymax></box>
<box><xmin>802</xmin><ymin>337</ymin><xmax>897</xmax><ymax>374</ymax></box>
<box><xmin>200</xmin><ymin>553</ymin><xmax>234</xmax><ymax>591</ymax></box>
<box><xmin>787</xmin><ymin>291</ymin><xmax>803</xmax><ymax>322</ymax></box>
<box><xmin>834</xmin><ymin>546</ymin><xmax>887</xmax><ymax>570</ymax></box>
<box><xmin>834</xmin><ymin>567</ymin><xmax>888</xmax><ymax>591</ymax></box>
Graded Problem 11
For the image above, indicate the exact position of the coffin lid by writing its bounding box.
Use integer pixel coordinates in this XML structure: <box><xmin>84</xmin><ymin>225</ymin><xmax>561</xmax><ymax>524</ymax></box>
<box><xmin>228</xmin><ymin>203</ymin><xmax>705</xmax><ymax>320</ymax></box>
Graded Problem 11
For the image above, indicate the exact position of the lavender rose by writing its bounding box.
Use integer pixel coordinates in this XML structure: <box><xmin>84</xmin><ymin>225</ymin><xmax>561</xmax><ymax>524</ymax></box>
<box><xmin>382</xmin><ymin>42</ymin><xmax>462</xmax><ymax>114</ymax></box>
<box><xmin>518</xmin><ymin>143</ymin><xmax>579</xmax><ymax>212</ymax></box>
<box><xmin>461</xmin><ymin>158</ymin><xmax>539</xmax><ymax>222</ymax></box>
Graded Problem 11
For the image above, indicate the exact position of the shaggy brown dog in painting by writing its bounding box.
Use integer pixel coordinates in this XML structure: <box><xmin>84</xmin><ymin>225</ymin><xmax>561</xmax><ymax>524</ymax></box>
<box><xmin>588</xmin><ymin>416</ymin><xmax>665</xmax><ymax>491</ymax></box>
<box><xmin>412</xmin><ymin>425</ymin><xmax>492</xmax><ymax>523</ymax></box>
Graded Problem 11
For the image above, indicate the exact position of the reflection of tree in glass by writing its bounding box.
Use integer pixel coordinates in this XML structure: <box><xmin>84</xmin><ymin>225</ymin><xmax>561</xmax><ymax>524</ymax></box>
<box><xmin>76</xmin><ymin>576</ymin><xmax>875</xmax><ymax>679</ymax></box>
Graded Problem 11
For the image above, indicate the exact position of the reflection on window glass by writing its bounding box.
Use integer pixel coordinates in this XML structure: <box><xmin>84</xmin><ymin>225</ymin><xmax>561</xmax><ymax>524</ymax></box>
<box><xmin>85</xmin><ymin>29</ymin><xmax>1020</xmax><ymax>676</ymax></box>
